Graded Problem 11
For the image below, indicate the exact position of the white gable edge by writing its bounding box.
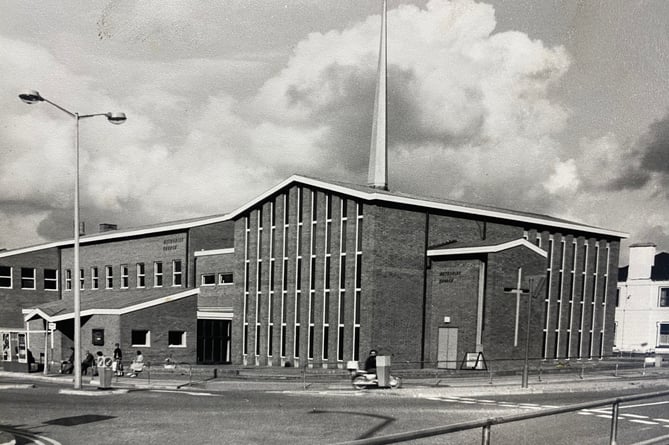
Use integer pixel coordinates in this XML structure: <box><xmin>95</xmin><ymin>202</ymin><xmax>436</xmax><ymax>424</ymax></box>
<box><xmin>428</xmin><ymin>239</ymin><xmax>548</xmax><ymax>258</ymax></box>
<box><xmin>22</xmin><ymin>289</ymin><xmax>199</xmax><ymax>322</ymax></box>
<box><xmin>226</xmin><ymin>176</ymin><xmax>628</xmax><ymax>239</ymax></box>
<box><xmin>0</xmin><ymin>216</ymin><xmax>231</xmax><ymax>259</ymax></box>
<box><xmin>194</xmin><ymin>248</ymin><xmax>235</xmax><ymax>257</ymax></box>
<box><xmin>3</xmin><ymin>175</ymin><xmax>627</xmax><ymax>261</ymax></box>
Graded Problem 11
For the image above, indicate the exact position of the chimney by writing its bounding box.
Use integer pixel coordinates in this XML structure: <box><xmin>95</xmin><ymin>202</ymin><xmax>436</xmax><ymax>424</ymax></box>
<box><xmin>99</xmin><ymin>223</ymin><xmax>118</xmax><ymax>233</ymax></box>
<box><xmin>628</xmin><ymin>243</ymin><xmax>656</xmax><ymax>280</ymax></box>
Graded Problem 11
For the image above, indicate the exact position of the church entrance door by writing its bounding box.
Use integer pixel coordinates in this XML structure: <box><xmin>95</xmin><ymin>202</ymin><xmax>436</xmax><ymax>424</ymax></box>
<box><xmin>437</xmin><ymin>327</ymin><xmax>458</xmax><ymax>369</ymax></box>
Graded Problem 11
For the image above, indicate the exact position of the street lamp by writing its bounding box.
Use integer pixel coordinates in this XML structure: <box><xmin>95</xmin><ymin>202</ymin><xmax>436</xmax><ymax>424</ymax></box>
<box><xmin>19</xmin><ymin>90</ymin><xmax>126</xmax><ymax>390</ymax></box>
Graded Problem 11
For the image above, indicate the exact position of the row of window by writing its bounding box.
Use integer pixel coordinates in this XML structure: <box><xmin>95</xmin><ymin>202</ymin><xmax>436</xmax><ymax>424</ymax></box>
<box><xmin>200</xmin><ymin>272</ymin><xmax>233</xmax><ymax>286</ymax></box>
<box><xmin>0</xmin><ymin>266</ymin><xmax>57</xmax><ymax>290</ymax></box>
<box><xmin>0</xmin><ymin>261</ymin><xmax>184</xmax><ymax>291</ymax></box>
<box><xmin>90</xmin><ymin>328</ymin><xmax>187</xmax><ymax>348</ymax></box>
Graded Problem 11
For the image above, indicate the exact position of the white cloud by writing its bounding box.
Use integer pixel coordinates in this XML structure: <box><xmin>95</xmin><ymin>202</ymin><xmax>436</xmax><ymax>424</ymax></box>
<box><xmin>2</xmin><ymin>0</ymin><xmax>667</xmax><ymax>258</ymax></box>
<box><xmin>544</xmin><ymin>159</ymin><xmax>579</xmax><ymax>194</ymax></box>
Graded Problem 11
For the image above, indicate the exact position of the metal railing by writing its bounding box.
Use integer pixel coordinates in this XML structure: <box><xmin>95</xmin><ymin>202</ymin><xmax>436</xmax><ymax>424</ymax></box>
<box><xmin>333</xmin><ymin>389</ymin><xmax>669</xmax><ymax>445</ymax></box>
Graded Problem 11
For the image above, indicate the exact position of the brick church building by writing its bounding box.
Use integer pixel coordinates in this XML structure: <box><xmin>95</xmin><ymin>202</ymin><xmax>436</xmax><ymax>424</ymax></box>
<box><xmin>1</xmin><ymin>2</ymin><xmax>627</xmax><ymax>371</ymax></box>
<box><xmin>1</xmin><ymin>174</ymin><xmax>626</xmax><ymax>370</ymax></box>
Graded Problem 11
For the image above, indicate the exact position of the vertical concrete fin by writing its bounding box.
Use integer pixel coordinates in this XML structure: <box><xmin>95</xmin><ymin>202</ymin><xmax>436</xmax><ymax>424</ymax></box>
<box><xmin>368</xmin><ymin>0</ymin><xmax>388</xmax><ymax>191</ymax></box>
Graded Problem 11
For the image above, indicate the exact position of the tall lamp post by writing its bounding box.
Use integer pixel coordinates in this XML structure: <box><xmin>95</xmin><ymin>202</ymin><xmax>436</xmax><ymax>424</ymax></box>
<box><xmin>19</xmin><ymin>90</ymin><xmax>126</xmax><ymax>389</ymax></box>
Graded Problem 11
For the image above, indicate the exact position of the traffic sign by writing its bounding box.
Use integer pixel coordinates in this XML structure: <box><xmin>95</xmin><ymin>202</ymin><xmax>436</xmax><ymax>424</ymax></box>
<box><xmin>48</xmin><ymin>322</ymin><xmax>56</xmax><ymax>331</ymax></box>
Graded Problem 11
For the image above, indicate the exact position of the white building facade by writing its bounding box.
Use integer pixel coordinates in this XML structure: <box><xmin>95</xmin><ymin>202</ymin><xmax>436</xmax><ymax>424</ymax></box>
<box><xmin>615</xmin><ymin>243</ymin><xmax>669</xmax><ymax>354</ymax></box>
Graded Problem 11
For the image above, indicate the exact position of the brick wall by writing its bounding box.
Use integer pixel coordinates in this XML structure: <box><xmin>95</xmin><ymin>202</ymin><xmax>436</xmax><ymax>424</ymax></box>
<box><xmin>0</xmin><ymin>248</ymin><xmax>61</xmax><ymax>328</ymax></box>
<box><xmin>60</xmin><ymin>231</ymin><xmax>190</xmax><ymax>302</ymax></box>
<box><xmin>119</xmin><ymin>294</ymin><xmax>197</xmax><ymax>365</ymax></box>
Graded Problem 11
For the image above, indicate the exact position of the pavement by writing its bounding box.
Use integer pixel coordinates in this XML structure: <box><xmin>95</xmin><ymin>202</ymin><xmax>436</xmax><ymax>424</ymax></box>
<box><xmin>1</xmin><ymin>361</ymin><xmax>668</xmax><ymax>397</ymax></box>
<box><xmin>1</xmin><ymin>363</ymin><xmax>668</xmax><ymax>445</ymax></box>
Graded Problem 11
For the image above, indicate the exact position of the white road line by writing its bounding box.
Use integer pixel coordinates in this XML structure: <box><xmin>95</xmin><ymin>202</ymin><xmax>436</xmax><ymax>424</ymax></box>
<box><xmin>621</xmin><ymin>414</ymin><xmax>650</xmax><ymax>419</ymax></box>
<box><xmin>596</xmin><ymin>415</ymin><xmax>612</xmax><ymax>419</ymax></box>
<box><xmin>578</xmin><ymin>412</ymin><xmax>595</xmax><ymax>416</ymax></box>
<box><xmin>621</xmin><ymin>401</ymin><xmax>669</xmax><ymax>409</ymax></box>
<box><xmin>477</xmin><ymin>399</ymin><xmax>496</xmax><ymax>403</ymax></box>
<box><xmin>629</xmin><ymin>419</ymin><xmax>659</xmax><ymax>425</ymax></box>
<box><xmin>4</xmin><ymin>429</ymin><xmax>61</xmax><ymax>445</ymax></box>
<box><xmin>654</xmin><ymin>418</ymin><xmax>669</xmax><ymax>423</ymax></box>
<box><xmin>151</xmin><ymin>389</ymin><xmax>218</xmax><ymax>396</ymax></box>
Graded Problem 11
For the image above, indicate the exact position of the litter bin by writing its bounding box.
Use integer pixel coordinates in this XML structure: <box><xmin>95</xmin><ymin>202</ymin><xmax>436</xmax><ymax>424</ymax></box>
<box><xmin>98</xmin><ymin>356</ymin><xmax>114</xmax><ymax>389</ymax></box>
<box><xmin>376</xmin><ymin>355</ymin><xmax>391</xmax><ymax>388</ymax></box>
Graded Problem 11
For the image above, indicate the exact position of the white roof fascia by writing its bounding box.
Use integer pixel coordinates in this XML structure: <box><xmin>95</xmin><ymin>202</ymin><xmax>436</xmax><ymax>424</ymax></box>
<box><xmin>24</xmin><ymin>289</ymin><xmax>199</xmax><ymax>322</ymax></box>
<box><xmin>225</xmin><ymin>175</ymin><xmax>628</xmax><ymax>239</ymax></box>
<box><xmin>0</xmin><ymin>217</ymin><xmax>232</xmax><ymax>259</ymax></box>
<box><xmin>194</xmin><ymin>248</ymin><xmax>235</xmax><ymax>257</ymax></box>
<box><xmin>197</xmin><ymin>310</ymin><xmax>233</xmax><ymax>320</ymax></box>
<box><xmin>428</xmin><ymin>239</ymin><xmax>548</xmax><ymax>258</ymax></box>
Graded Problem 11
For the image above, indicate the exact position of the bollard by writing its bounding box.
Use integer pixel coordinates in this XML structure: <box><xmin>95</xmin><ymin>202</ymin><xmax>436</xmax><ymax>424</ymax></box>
<box><xmin>579</xmin><ymin>365</ymin><xmax>585</xmax><ymax>380</ymax></box>
<box><xmin>614</xmin><ymin>363</ymin><xmax>618</xmax><ymax>377</ymax></box>
<box><xmin>538</xmin><ymin>363</ymin><xmax>542</xmax><ymax>382</ymax></box>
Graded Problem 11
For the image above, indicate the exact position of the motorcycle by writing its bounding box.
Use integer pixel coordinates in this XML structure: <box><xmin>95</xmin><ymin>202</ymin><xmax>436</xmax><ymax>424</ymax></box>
<box><xmin>350</xmin><ymin>369</ymin><xmax>402</xmax><ymax>390</ymax></box>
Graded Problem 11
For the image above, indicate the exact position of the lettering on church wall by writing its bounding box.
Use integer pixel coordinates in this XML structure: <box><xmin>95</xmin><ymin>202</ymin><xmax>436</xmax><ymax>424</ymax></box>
<box><xmin>438</xmin><ymin>270</ymin><xmax>462</xmax><ymax>283</ymax></box>
<box><xmin>163</xmin><ymin>236</ymin><xmax>185</xmax><ymax>252</ymax></box>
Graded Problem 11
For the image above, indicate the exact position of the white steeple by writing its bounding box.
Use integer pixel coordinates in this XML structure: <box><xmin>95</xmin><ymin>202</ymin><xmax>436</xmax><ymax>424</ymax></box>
<box><xmin>368</xmin><ymin>0</ymin><xmax>388</xmax><ymax>191</ymax></box>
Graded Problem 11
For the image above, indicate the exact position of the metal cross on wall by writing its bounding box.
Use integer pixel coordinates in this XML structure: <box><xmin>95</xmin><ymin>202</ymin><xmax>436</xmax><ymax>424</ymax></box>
<box><xmin>504</xmin><ymin>267</ymin><xmax>530</xmax><ymax>347</ymax></box>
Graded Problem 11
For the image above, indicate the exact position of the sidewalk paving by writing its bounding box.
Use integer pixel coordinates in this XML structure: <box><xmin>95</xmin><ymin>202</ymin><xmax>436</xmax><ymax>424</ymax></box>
<box><xmin>1</xmin><ymin>364</ymin><xmax>668</xmax><ymax>397</ymax></box>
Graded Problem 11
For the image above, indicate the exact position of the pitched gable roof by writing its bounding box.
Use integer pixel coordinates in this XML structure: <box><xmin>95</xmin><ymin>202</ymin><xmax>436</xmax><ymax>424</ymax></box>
<box><xmin>22</xmin><ymin>288</ymin><xmax>199</xmax><ymax>322</ymax></box>
<box><xmin>227</xmin><ymin>175</ymin><xmax>628</xmax><ymax>238</ymax></box>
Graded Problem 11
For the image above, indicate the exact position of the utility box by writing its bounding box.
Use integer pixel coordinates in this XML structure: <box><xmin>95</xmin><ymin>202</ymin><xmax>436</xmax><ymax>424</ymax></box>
<box><xmin>376</xmin><ymin>355</ymin><xmax>391</xmax><ymax>388</ymax></box>
<box><xmin>97</xmin><ymin>356</ymin><xmax>114</xmax><ymax>389</ymax></box>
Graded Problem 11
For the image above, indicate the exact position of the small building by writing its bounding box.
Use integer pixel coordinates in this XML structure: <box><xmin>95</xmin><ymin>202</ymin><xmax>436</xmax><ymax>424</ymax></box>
<box><xmin>615</xmin><ymin>243</ymin><xmax>669</xmax><ymax>355</ymax></box>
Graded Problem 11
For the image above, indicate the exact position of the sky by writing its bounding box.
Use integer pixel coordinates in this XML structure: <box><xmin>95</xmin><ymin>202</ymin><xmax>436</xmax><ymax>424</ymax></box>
<box><xmin>2</xmin><ymin>0</ymin><xmax>669</xmax><ymax>265</ymax></box>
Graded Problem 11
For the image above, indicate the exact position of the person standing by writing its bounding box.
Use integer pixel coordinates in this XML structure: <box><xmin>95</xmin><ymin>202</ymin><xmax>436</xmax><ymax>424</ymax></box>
<box><xmin>81</xmin><ymin>350</ymin><xmax>95</xmax><ymax>375</ymax></box>
<box><xmin>113</xmin><ymin>343</ymin><xmax>124</xmax><ymax>376</ymax></box>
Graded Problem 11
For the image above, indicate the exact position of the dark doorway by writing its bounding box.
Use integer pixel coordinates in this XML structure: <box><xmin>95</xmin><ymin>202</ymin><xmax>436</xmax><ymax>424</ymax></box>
<box><xmin>197</xmin><ymin>319</ymin><xmax>231</xmax><ymax>364</ymax></box>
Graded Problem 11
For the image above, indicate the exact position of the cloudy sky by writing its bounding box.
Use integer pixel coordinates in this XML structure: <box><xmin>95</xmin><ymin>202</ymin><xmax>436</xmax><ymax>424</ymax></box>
<box><xmin>2</xmin><ymin>0</ymin><xmax>669</xmax><ymax>263</ymax></box>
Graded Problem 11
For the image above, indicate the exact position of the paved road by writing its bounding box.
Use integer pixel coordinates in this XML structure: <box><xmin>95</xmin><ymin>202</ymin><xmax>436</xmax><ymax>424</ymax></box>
<box><xmin>1</xmin><ymin>379</ymin><xmax>669</xmax><ymax>444</ymax></box>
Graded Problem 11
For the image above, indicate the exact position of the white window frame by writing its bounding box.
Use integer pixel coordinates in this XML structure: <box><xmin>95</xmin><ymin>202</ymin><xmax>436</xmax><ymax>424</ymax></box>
<box><xmin>659</xmin><ymin>287</ymin><xmax>669</xmax><ymax>308</ymax></box>
<box><xmin>201</xmin><ymin>273</ymin><xmax>216</xmax><ymax>286</ymax></box>
<box><xmin>105</xmin><ymin>266</ymin><xmax>113</xmax><ymax>289</ymax></box>
<box><xmin>79</xmin><ymin>268</ymin><xmax>85</xmax><ymax>291</ymax></box>
<box><xmin>0</xmin><ymin>266</ymin><xmax>12</xmax><ymax>289</ymax></box>
<box><xmin>44</xmin><ymin>269</ymin><xmax>58</xmax><ymax>291</ymax></box>
<box><xmin>136</xmin><ymin>263</ymin><xmax>145</xmax><ymax>288</ymax></box>
<box><xmin>168</xmin><ymin>330</ymin><xmax>187</xmax><ymax>348</ymax></box>
<box><xmin>66</xmin><ymin>269</ymin><xmax>72</xmax><ymax>291</ymax></box>
<box><xmin>90</xmin><ymin>267</ymin><xmax>99</xmax><ymax>290</ymax></box>
<box><xmin>130</xmin><ymin>330</ymin><xmax>151</xmax><ymax>347</ymax></box>
<box><xmin>20</xmin><ymin>268</ymin><xmax>36</xmax><ymax>290</ymax></box>
<box><xmin>218</xmin><ymin>272</ymin><xmax>234</xmax><ymax>285</ymax></box>
<box><xmin>154</xmin><ymin>261</ymin><xmax>163</xmax><ymax>288</ymax></box>
<box><xmin>121</xmin><ymin>264</ymin><xmax>129</xmax><ymax>289</ymax></box>
<box><xmin>658</xmin><ymin>323</ymin><xmax>669</xmax><ymax>347</ymax></box>
<box><xmin>173</xmin><ymin>260</ymin><xmax>183</xmax><ymax>287</ymax></box>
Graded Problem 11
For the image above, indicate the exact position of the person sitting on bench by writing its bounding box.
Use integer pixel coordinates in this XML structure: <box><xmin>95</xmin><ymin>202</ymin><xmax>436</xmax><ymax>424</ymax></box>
<box><xmin>129</xmin><ymin>350</ymin><xmax>144</xmax><ymax>377</ymax></box>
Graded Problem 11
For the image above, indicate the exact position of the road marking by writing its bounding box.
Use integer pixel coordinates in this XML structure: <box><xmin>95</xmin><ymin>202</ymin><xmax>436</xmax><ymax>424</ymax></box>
<box><xmin>622</xmin><ymin>414</ymin><xmax>651</xmax><ymax>419</ymax></box>
<box><xmin>629</xmin><ymin>419</ymin><xmax>659</xmax><ymax>425</ymax></box>
<box><xmin>151</xmin><ymin>389</ymin><xmax>218</xmax><ymax>396</ymax></box>
<box><xmin>654</xmin><ymin>418</ymin><xmax>669</xmax><ymax>423</ymax></box>
<box><xmin>621</xmin><ymin>401</ymin><xmax>669</xmax><ymax>409</ymax></box>
<box><xmin>1</xmin><ymin>428</ymin><xmax>61</xmax><ymax>445</ymax></box>
<box><xmin>596</xmin><ymin>415</ymin><xmax>611</xmax><ymax>419</ymax></box>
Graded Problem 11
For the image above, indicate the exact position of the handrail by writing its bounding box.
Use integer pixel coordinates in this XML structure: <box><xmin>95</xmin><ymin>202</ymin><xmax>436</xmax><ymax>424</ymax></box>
<box><xmin>333</xmin><ymin>389</ymin><xmax>669</xmax><ymax>445</ymax></box>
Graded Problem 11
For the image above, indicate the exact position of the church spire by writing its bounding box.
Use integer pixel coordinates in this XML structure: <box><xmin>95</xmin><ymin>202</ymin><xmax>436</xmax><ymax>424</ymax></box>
<box><xmin>368</xmin><ymin>0</ymin><xmax>388</xmax><ymax>191</ymax></box>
